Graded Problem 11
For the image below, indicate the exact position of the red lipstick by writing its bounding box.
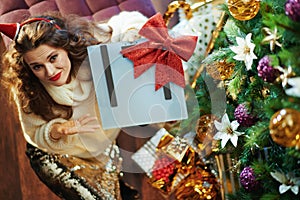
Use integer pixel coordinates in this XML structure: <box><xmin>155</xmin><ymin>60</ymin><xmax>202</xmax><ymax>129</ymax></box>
<box><xmin>50</xmin><ymin>72</ymin><xmax>62</xmax><ymax>81</ymax></box>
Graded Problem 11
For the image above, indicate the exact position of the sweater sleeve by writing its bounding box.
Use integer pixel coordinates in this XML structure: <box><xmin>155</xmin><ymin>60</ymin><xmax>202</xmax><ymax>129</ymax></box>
<box><xmin>15</xmin><ymin>99</ymin><xmax>77</xmax><ymax>154</ymax></box>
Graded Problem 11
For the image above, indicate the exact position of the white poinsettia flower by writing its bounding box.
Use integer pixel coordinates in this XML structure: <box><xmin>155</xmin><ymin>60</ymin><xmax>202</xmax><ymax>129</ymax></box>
<box><xmin>229</xmin><ymin>33</ymin><xmax>257</xmax><ymax>71</ymax></box>
<box><xmin>285</xmin><ymin>77</ymin><xmax>300</xmax><ymax>98</ymax></box>
<box><xmin>213</xmin><ymin>113</ymin><xmax>244</xmax><ymax>148</ymax></box>
<box><xmin>271</xmin><ymin>171</ymin><xmax>300</xmax><ymax>195</ymax></box>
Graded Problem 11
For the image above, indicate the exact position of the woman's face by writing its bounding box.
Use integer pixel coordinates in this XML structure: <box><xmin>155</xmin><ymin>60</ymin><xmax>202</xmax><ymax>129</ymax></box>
<box><xmin>23</xmin><ymin>44</ymin><xmax>71</xmax><ymax>86</ymax></box>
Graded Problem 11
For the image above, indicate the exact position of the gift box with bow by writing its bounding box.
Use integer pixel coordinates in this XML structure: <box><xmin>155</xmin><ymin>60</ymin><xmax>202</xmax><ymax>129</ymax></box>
<box><xmin>87</xmin><ymin>13</ymin><xmax>197</xmax><ymax>129</ymax></box>
<box><xmin>131</xmin><ymin>128</ymin><xmax>198</xmax><ymax>196</ymax></box>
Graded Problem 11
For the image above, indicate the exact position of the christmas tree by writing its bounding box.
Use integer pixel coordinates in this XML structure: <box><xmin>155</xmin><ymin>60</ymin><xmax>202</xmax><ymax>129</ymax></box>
<box><xmin>168</xmin><ymin>0</ymin><xmax>300</xmax><ymax>199</ymax></box>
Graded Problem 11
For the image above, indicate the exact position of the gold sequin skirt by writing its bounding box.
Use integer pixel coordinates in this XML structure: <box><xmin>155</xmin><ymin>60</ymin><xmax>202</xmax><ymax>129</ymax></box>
<box><xmin>26</xmin><ymin>143</ymin><xmax>123</xmax><ymax>200</ymax></box>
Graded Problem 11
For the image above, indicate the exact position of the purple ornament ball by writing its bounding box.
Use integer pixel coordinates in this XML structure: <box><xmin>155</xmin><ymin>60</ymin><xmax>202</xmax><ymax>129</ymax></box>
<box><xmin>285</xmin><ymin>0</ymin><xmax>300</xmax><ymax>22</ymax></box>
<box><xmin>257</xmin><ymin>56</ymin><xmax>280</xmax><ymax>83</ymax></box>
<box><xmin>240</xmin><ymin>166</ymin><xmax>260</xmax><ymax>191</ymax></box>
<box><xmin>234</xmin><ymin>103</ymin><xmax>257</xmax><ymax>127</ymax></box>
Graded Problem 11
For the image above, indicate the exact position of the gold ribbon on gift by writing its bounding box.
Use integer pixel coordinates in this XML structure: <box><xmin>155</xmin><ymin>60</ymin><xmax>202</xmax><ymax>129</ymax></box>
<box><xmin>175</xmin><ymin>160</ymin><xmax>220</xmax><ymax>200</ymax></box>
<box><xmin>149</xmin><ymin>131</ymin><xmax>221</xmax><ymax>199</ymax></box>
<box><xmin>157</xmin><ymin>133</ymin><xmax>174</xmax><ymax>149</ymax></box>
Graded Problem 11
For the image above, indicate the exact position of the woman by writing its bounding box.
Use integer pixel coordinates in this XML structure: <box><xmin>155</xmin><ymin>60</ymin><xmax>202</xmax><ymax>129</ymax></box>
<box><xmin>0</xmin><ymin>11</ymin><xmax>147</xmax><ymax>199</ymax></box>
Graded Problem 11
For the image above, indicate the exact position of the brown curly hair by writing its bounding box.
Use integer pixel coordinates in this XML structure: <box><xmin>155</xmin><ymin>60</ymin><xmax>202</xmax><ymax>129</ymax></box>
<box><xmin>1</xmin><ymin>12</ymin><xmax>111</xmax><ymax>121</ymax></box>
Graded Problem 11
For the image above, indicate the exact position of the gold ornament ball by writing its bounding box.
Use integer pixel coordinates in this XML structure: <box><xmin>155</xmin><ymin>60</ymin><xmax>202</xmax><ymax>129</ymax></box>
<box><xmin>228</xmin><ymin>0</ymin><xmax>260</xmax><ymax>21</ymax></box>
<box><xmin>269</xmin><ymin>108</ymin><xmax>300</xmax><ymax>148</ymax></box>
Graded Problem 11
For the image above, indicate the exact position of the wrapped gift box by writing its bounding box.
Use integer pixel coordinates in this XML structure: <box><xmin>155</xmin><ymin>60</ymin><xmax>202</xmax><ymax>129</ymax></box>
<box><xmin>131</xmin><ymin>128</ymin><xmax>194</xmax><ymax>196</ymax></box>
<box><xmin>87</xmin><ymin>40</ymin><xmax>188</xmax><ymax>130</ymax></box>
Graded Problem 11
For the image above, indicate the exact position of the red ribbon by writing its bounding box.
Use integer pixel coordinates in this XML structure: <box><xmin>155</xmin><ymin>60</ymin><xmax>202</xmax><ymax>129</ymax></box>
<box><xmin>121</xmin><ymin>13</ymin><xmax>198</xmax><ymax>91</ymax></box>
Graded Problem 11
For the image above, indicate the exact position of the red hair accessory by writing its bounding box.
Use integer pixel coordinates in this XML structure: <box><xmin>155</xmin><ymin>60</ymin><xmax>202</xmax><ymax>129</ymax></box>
<box><xmin>0</xmin><ymin>18</ymin><xmax>61</xmax><ymax>40</ymax></box>
<box><xmin>121</xmin><ymin>13</ymin><xmax>198</xmax><ymax>91</ymax></box>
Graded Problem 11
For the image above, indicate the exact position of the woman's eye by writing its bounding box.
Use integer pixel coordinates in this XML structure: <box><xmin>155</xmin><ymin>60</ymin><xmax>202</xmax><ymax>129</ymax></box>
<box><xmin>32</xmin><ymin>65</ymin><xmax>43</xmax><ymax>70</ymax></box>
<box><xmin>50</xmin><ymin>55</ymin><xmax>58</xmax><ymax>62</ymax></box>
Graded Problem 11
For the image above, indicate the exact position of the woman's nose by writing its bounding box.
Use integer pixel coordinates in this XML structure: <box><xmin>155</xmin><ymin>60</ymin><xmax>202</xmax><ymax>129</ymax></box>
<box><xmin>45</xmin><ymin>63</ymin><xmax>55</xmax><ymax>76</ymax></box>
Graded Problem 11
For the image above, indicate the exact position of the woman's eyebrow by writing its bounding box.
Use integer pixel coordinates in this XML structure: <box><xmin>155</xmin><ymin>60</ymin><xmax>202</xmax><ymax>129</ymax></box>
<box><xmin>46</xmin><ymin>51</ymin><xmax>56</xmax><ymax>60</ymax></box>
<box><xmin>28</xmin><ymin>51</ymin><xmax>56</xmax><ymax>66</ymax></box>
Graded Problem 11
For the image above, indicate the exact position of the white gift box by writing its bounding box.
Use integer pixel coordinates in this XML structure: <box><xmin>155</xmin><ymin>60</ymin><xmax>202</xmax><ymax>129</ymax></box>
<box><xmin>87</xmin><ymin>40</ymin><xmax>188</xmax><ymax>130</ymax></box>
<box><xmin>131</xmin><ymin>128</ymin><xmax>168</xmax><ymax>176</ymax></box>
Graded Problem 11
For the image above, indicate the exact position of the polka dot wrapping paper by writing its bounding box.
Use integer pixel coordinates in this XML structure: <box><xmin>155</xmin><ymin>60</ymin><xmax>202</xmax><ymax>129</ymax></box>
<box><xmin>171</xmin><ymin>2</ymin><xmax>223</xmax><ymax>82</ymax></box>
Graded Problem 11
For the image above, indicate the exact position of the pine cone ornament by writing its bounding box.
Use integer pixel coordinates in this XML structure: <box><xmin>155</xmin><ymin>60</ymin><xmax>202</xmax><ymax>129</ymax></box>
<box><xmin>234</xmin><ymin>103</ymin><xmax>257</xmax><ymax>127</ymax></box>
<box><xmin>285</xmin><ymin>0</ymin><xmax>300</xmax><ymax>22</ymax></box>
<box><xmin>152</xmin><ymin>155</ymin><xmax>177</xmax><ymax>183</ymax></box>
<box><xmin>240</xmin><ymin>166</ymin><xmax>260</xmax><ymax>191</ymax></box>
<box><xmin>257</xmin><ymin>56</ymin><xmax>280</xmax><ymax>83</ymax></box>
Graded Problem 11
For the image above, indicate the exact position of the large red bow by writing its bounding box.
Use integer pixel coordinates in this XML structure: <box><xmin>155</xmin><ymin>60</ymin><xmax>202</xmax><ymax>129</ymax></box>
<box><xmin>121</xmin><ymin>13</ymin><xmax>198</xmax><ymax>91</ymax></box>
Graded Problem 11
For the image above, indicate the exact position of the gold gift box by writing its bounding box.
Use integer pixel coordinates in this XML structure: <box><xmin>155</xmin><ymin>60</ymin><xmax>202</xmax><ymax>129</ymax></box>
<box><xmin>148</xmin><ymin>131</ymin><xmax>199</xmax><ymax>196</ymax></box>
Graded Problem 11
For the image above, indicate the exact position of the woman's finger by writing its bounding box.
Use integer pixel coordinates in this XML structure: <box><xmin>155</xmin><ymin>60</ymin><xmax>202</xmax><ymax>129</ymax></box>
<box><xmin>77</xmin><ymin>114</ymin><xmax>98</xmax><ymax>125</ymax></box>
<box><xmin>64</xmin><ymin>121</ymin><xmax>100</xmax><ymax>134</ymax></box>
<box><xmin>78</xmin><ymin>124</ymin><xmax>101</xmax><ymax>133</ymax></box>
<box><xmin>62</xmin><ymin>126</ymin><xmax>78</xmax><ymax>135</ymax></box>
<box><xmin>61</xmin><ymin>115</ymin><xmax>100</xmax><ymax>135</ymax></box>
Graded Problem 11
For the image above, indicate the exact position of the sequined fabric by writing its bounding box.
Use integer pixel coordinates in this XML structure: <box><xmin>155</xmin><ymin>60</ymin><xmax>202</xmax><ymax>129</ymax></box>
<box><xmin>26</xmin><ymin>143</ymin><xmax>123</xmax><ymax>200</ymax></box>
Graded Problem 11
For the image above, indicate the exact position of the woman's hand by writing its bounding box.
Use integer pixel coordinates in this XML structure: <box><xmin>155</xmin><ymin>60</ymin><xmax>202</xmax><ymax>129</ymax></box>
<box><xmin>50</xmin><ymin>114</ymin><xmax>101</xmax><ymax>140</ymax></box>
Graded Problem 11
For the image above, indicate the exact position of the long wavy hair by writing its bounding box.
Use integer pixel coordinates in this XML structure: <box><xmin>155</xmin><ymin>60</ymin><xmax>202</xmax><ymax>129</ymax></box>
<box><xmin>1</xmin><ymin>12</ymin><xmax>111</xmax><ymax>121</ymax></box>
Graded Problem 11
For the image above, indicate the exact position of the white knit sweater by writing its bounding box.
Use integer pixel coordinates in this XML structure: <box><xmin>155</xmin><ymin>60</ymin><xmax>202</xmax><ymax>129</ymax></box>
<box><xmin>16</xmin><ymin>64</ymin><xmax>120</xmax><ymax>158</ymax></box>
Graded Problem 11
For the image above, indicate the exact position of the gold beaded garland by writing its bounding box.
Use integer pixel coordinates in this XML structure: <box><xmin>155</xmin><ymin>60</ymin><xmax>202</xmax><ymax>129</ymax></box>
<box><xmin>195</xmin><ymin>114</ymin><xmax>218</xmax><ymax>143</ymax></box>
<box><xmin>227</xmin><ymin>0</ymin><xmax>260</xmax><ymax>21</ymax></box>
<box><xmin>269</xmin><ymin>108</ymin><xmax>300</xmax><ymax>148</ymax></box>
<box><xmin>195</xmin><ymin>114</ymin><xmax>220</xmax><ymax>156</ymax></box>
<box><xmin>205</xmin><ymin>60</ymin><xmax>235</xmax><ymax>81</ymax></box>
